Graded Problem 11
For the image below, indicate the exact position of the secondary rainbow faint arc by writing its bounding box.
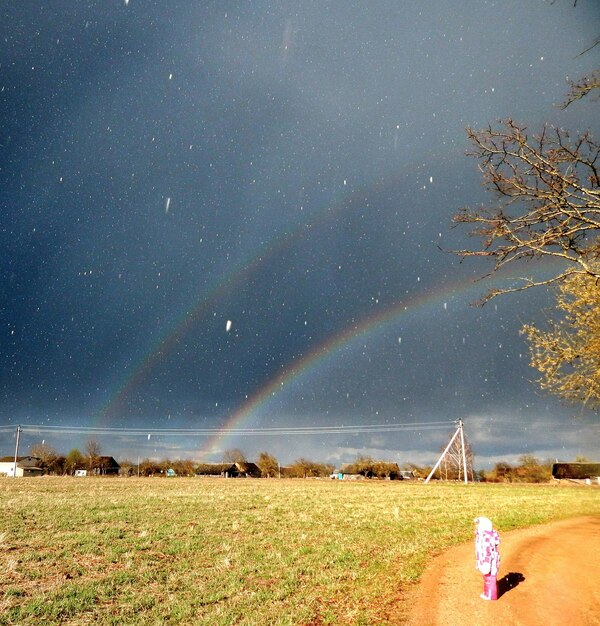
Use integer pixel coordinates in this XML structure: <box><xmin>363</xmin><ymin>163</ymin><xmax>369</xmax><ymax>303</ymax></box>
<box><xmin>96</xmin><ymin>164</ymin><xmax>431</xmax><ymax>422</ymax></box>
<box><xmin>197</xmin><ymin>275</ymin><xmax>484</xmax><ymax>456</ymax></box>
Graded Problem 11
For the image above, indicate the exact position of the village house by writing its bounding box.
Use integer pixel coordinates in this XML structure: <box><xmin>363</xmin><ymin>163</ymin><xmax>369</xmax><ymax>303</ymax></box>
<box><xmin>92</xmin><ymin>456</ymin><xmax>121</xmax><ymax>476</ymax></box>
<box><xmin>552</xmin><ymin>462</ymin><xmax>600</xmax><ymax>485</ymax></box>
<box><xmin>0</xmin><ymin>456</ymin><xmax>44</xmax><ymax>477</ymax></box>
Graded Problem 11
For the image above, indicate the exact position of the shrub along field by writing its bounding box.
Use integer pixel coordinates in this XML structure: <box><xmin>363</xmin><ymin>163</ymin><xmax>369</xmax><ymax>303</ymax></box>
<box><xmin>1</xmin><ymin>478</ymin><xmax>599</xmax><ymax>625</ymax></box>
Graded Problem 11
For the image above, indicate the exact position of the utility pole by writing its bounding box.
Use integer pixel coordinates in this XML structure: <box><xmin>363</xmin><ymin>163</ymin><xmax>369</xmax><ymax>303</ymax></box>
<box><xmin>459</xmin><ymin>418</ymin><xmax>468</xmax><ymax>484</ymax></box>
<box><xmin>425</xmin><ymin>419</ymin><xmax>469</xmax><ymax>484</ymax></box>
<box><xmin>13</xmin><ymin>425</ymin><xmax>22</xmax><ymax>478</ymax></box>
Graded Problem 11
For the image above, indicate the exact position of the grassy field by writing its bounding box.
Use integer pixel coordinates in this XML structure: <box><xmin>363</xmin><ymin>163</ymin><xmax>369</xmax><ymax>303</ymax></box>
<box><xmin>1</xmin><ymin>478</ymin><xmax>599</xmax><ymax>625</ymax></box>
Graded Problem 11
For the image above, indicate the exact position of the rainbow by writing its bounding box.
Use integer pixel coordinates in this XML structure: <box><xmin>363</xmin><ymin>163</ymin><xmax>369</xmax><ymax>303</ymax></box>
<box><xmin>95</xmin><ymin>151</ymin><xmax>558</xmax><ymax>454</ymax></box>
<box><xmin>97</xmin><ymin>256</ymin><xmax>257</xmax><ymax>421</ymax></box>
<box><xmin>96</xmin><ymin>172</ymin><xmax>379</xmax><ymax>421</ymax></box>
<box><xmin>197</xmin><ymin>254</ymin><xmax>564</xmax><ymax>457</ymax></box>
<box><xmin>196</xmin><ymin>275</ymin><xmax>487</xmax><ymax>457</ymax></box>
<box><xmin>95</xmin><ymin>157</ymin><xmax>457</xmax><ymax>424</ymax></box>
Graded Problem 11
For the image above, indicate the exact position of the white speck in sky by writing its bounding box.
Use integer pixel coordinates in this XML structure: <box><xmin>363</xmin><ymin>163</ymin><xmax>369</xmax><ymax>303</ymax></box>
<box><xmin>147</xmin><ymin>433</ymin><xmax>151</xmax><ymax>440</ymax></box>
<box><xmin>343</xmin><ymin>179</ymin><xmax>347</xmax><ymax>186</ymax></box>
<box><xmin>226</xmin><ymin>320</ymin><xmax>232</xmax><ymax>332</ymax></box>
<box><xmin>124</xmin><ymin>0</ymin><xmax>129</xmax><ymax>5</ymax></box>
<box><xmin>169</xmin><ymin>73</ymin><xmax>173</xmax><ymax>80</ymax></box>
<box><xmin>165</xmin><ymin>197</ymin><xmax>171</xmax><ymax>213</ymax></box>
<box><xmin>429</xmin><ymin>176</ymin><xmax>433</xmax><ymax>184</ymax></box>
<box><xmin>443</xmin><ymin>302</ymin><xmax>447</xmax><ymax>310</ymax></box>
<box><xmin>398</xmin><ymin>337</ymin><xmax>402</xmax><ymax>344</ymax></box>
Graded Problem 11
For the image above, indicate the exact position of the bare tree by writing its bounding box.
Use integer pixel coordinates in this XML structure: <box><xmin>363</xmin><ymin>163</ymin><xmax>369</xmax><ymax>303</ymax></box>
<box><xmin>453</xmin><ymin>0</ymin><xmax>599</xmax><ymax>305</ymax></box>
<box><xmin>29</xmin><ymin>442</ymin><xmax>57</xmax><ymax>471</ymax></box>
<box><xmin>118</xmin><ymin>458</ymin><xmax>136</xmax><ymax>477</ymax></box>
<box><xmin>440</xmin><ymin>433</ymin><xmax>475</xmax><ymax>482</ymax></box>
<box><xmin>453</xmin><ymin>120</ymin><xmax>600</xmax><ymax>304</ymax></box>
<box><xmin>451</xmin><ymin>6</ymin><xmax>600</xmax><ymax>410</ymax></box>
<box><xmin>85</xmin><ymin>439</ymin><xmax>102</xmax><ymax>471</ymax></box>
<box><xmin>562</xmin><ymin>69</ymin><xmax>600</xmax><ymax>109</ymax></box>
<box><xmin>222</xmin><ymin>448</ymin><xmax>247</xmax><ymax>464</ymax></box>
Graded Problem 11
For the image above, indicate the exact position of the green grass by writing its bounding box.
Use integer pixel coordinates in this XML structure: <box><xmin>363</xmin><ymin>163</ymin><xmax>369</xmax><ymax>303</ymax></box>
<box><xmin>1</xmin><ymin>478</ymin><xmax>599</xmax><ymax>625</ymax></box>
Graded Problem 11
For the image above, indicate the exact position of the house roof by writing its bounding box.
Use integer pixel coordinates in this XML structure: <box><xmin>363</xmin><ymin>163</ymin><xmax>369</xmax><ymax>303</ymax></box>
<box><xmin>236</xmin><ymin>462</ymin><xmax>260</xmax><ymax>475</ymax></box>
<box><xmin>0</xmin><ymin>456</ymin><xmax>43</xmax><ymax>468</ymax></box>
<box><xmin>194</xmin><ymin>462</ymin><xmax>262</xmax><ymax>476</ymax></box>
<box><xmin>552</xmin><ymin>462</ymin><xmax>600</xmax><ymax>479</ymax></box>
<box><xmin>19</xmin><ymin>456</ymin><xmax>43</xmax><ymax>469</ymax></box>
<box><xmin>97</xmin><ymin>456</ymin><xmax>120</xmax><ymax>468</ymax></box>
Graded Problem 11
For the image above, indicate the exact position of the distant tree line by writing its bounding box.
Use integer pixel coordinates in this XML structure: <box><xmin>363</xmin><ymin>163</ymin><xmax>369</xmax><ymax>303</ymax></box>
<box><xmin>25</xmin><ymin>442</ymin><xmax>562</xmax><ymax>484</ymax></box>
<box><xmin>341</xmin><ymin>456</ymin><xmax>403</xmax><ymax>479</ymax></box>
<box><xmin>480</xmin><ymin>455</ymin><xmax>553</xmax><ymax>484</ymax></box>
<box><xmin>419</xmin><ymin>454</ymin><xmax>556</xmax><ymax>483</ymax></box>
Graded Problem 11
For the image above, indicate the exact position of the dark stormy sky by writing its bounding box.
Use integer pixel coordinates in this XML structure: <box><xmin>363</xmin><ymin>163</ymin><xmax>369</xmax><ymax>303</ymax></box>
<box><xmin>1</xmin><ymin>1</ymin><xmax>599</xmax><ymax>468</ymax></box>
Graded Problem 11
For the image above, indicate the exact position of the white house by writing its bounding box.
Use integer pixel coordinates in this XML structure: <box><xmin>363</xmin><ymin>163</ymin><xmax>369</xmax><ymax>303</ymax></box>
<box><xmin>0</xmin><ymin>460</ymin><xmax>17</xmax><ymax>477</ymax></box>
<box><xmin>0</xmin><ymin>456</ymin><xmax>43</xmax><ymax>477</ymax></box>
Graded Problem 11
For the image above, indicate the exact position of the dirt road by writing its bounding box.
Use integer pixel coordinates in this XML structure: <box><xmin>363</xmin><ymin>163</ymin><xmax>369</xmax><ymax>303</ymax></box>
<box><xmin>403</xmin><ymin>516</ymin><xmax>600</xmax><ymax>626</ymax></box>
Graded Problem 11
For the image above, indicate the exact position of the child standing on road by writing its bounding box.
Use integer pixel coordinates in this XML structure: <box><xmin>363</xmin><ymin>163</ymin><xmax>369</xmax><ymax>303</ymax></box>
<box><xmin>475</xmin><ymin>516</ymin><xmax>500</xmax><ymax>600</ymax></box>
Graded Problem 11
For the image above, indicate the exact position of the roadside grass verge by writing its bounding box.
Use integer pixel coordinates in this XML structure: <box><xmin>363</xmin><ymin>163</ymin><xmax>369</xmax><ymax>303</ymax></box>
<box><xmin>1</xmin><ymin>478</ymin><xmax>598</xmax><ymax>625</ymax></box>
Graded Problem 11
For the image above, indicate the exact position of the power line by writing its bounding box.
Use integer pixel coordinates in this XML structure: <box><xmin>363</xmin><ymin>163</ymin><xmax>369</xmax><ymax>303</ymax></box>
<box><xmin>0</xmin><ymin>420</ymin><xmax>453</xmax><ymax>437</ymax></box>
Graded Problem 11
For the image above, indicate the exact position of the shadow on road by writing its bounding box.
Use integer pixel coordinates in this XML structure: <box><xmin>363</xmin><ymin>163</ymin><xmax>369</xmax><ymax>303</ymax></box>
<box><xmin>498</xmin><ymin>572</ymin><xmax>525</xmax><ymax>598</ymax></box>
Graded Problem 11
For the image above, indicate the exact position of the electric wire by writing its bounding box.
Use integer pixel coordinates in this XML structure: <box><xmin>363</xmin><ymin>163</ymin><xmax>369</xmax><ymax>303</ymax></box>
<box><xmin>0</xmin><ymin>420</ymin><xmax>453</xmax><ymax>437</ymax></box>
